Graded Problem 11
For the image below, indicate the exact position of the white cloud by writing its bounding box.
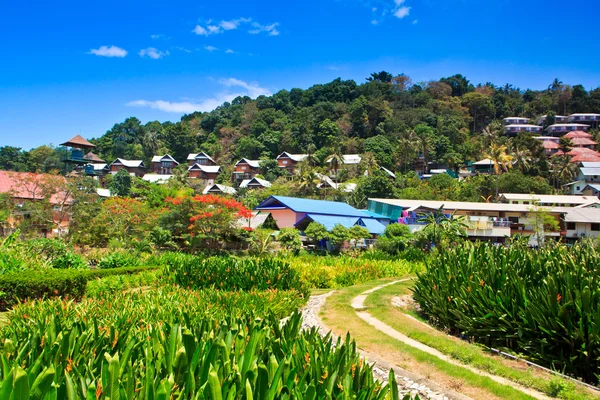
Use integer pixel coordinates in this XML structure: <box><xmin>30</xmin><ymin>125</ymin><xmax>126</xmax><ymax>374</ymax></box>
<box><xmin>219</xmin><ymin>78</ymin><xmax>271</xmax><ymax>97</ymax></box>
<box><xmin>394</xmin><ymin>6</ymin><xmax>411</xmax><ymax>18</ymax></box>
<box><xmin>126</xmin><ymin>78</ymin><xmax>271</xmax><ymax>114</ymax></box>
<box><xmin>192</xmin><ymin>25</ymin><xmax>209</xmax><ymax>35</ymax></box>
<box><xmin>139</xmin><ymin>47</ymin><xmax>168</xmax><ymax>59</ymax></box>
<box><xmin>412</xmin><ymin>19</ymin><xmax>418</xmax><ymax>24</ymax></box>
<box><xmin>371</xmin><ymin>19</ymin><xmax>379</xmax><ymax>25</ymax></box>
<box><xmin>394</xmin><ymin>0</ymin><xmax>405</xmax><ymax>5</ymax></box>
<box><xmin>225</xmin><ymin>49</ymin><xmax>236</xmax><ymax>54</ymax></box>
<box><xmin>88</xmin><ymin>45</ymin><xmax>127</xmax><ymax>57</ymax></box>
<box><xmin>220</xmin><ymin>18</ymin><xmax>250</xmax><ymax>30</ymax></box>
<box><xmin>207</xmin><ymin>25</ymin><xmax>221</xmax><ymax>34</ymax></box>
<box><xmin>248</xmin><ymin>22</ymin><xmax>279</xmax><ymax>36</ymax></box>
<box><xmin>150</xmin><ymin>34</ymin><xmax>165</xmax><ymax>39</ymax></box>
<box><xmin>204</xmin><ymin>45</ymin><xmax>219</xmax><ymax>52</ymax></box>
<box><xmin>175</xmin><ymin>46</ymin><xmax>192</xmax><ymax>53</ymax></box>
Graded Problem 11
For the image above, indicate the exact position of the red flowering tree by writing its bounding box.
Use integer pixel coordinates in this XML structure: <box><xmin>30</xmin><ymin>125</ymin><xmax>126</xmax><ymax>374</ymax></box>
<box><xmin>164</xmin><ymin>194</ymin><xmax>252</xmax><ymax>249</ymax></box>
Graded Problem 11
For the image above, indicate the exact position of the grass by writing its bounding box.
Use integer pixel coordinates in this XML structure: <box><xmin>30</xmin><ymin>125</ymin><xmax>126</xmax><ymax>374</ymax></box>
<box><xmin>364</xmin><ymin>279</ymin><xmax>599</xmax><ymax>400</ymax></box>
<box><xmin>320</xmin><ymin>277</ymin><xmax>540</xmax><ymax>400</ymax></box>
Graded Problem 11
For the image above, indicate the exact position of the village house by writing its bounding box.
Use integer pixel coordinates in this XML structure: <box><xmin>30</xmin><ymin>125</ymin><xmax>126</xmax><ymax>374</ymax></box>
<box><xmin>0</xmin><ymin>171</ymin><xmax>73</xmax><ymax>237</ymax></box>
<box><xmin>254</xmin><ymin>195</ymin><xmax>387</xmax><ymax>235</ymax></box>
<box><xmin>151</xmin><ymin>154</ymin><xmax>179</xmax><ymax>174</ymax></box>
<box><xmin>564</xmin><ymin>130</ymin><xmax>597</xmax><ymax>150</ymax></box>
<box><xmin>564</xmin><ymin>162</ymin><xmax>600</xmax><ymax>195</ymax></box>
<box><xmin>367</xmin><ymin>198</ymin><xmax>567</xmax><ymax>245</ymax></box>
<box><xmin>108</xmin><ymin>159</ymin><xmax>146</xmax><ymax>177</ymax></box>
<box><xmin>187</xmin><ymin>152</ymin><xmax>220</xmax><ymax>183</ymax></box>
<box><xmin>276</xmin><ymin>152</ymin><xmax>308</xmax><ymax>174</ymax></box>
<box><xmin>536</xmin><ymin>115</ymin><xmax>568</xmax><ymax>125</ymax></box>
<box><xmin>203</xmin><ymin>184</ymin><xmax>237</xmax><ymax>195</ymax></box>
<box><xmin>240</xmin><ymin>177</ymin><xmax>271</xmax><ymax>190</ymax></box>
<box><xmin>503</xmin><ymin>117</ymin><xmax>530</xmax><ymax>125</ymax></box>
<box><xmin>556</xmin><ymin>207</ymin><xmax>600</xmax><ymax>242</ymax></box>
<box><xmin>233</xmin><ymin>158</ymin><xmax>261</xmax><ymax>181</ymax></box>
<box><xmin>504</xmin><ymin>124</ymin><xmax>542</xmax><ymax>135</ymax></box>
<box><xmin>545</xmin><ymin>123</ymin><xmax>590</xmax><ymax>136</ymax></box>
<box><xmin>499</xmin><ymin>193</ymin><xmax>600</xmax><ymax>207</ymax></box>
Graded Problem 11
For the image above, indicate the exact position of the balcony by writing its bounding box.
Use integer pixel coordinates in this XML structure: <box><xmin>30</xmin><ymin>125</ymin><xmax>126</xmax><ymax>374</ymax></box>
<box><xmin>63</xmin><ymin>150</ymin><xmax>88</xmax><ymax>164</ymax></box>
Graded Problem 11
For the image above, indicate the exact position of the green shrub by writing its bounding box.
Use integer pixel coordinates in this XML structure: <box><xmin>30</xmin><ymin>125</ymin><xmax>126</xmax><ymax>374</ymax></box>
<box><xmin>413</xmin><ymin>242</ymin><xmax>600</xmax><ymax>384</ymax></box>
<box><xmin>0</xmin><ymin>266</ymin><xmax>157</xmax><ymax>310</ymax></box>
<box><xmin>98</xmin><ymin>251</ymin><xmax>141</xmax><ymax>269</ymax></box>
<box><xmin>86</xmin><ymin>270</ymin><xmax>159</xmax><ymax>298</ymax></box>
<box><xmin>0</xmin><ymin>270</ymin><xmax>87</xmax><ymax>310</ymax></box>
<box><xmin>52</xmin><ymin>252</ymin><xmax>87</xmax><ymax>269</ymax></box>
<box><xmin>164</xmin><ymin>254</ymin><xmax>308</xmax><ymax>296</ymax></box>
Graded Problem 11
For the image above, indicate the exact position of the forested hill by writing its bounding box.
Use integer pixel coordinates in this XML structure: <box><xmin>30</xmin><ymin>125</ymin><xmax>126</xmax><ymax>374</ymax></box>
<box><xmin>2</xmin><ymin>72</ymin><xmax>600</xmax><ymax>175</ymax></box>
<box><xmin>90</xmin><ymin>72</ymin><xmax>600</xmax><ymax>169</ymax></box>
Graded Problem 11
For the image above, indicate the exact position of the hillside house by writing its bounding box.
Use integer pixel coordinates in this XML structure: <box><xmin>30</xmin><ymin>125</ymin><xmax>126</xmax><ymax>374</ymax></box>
<box><xmin>203</xmin><ymin>184</ymin><xmax>237</xmax><ymax>195</ymax></box>
<box><xmin>504</xmin><ymin>124</ymin><xmax>542</xmax><ymax>135</ymax></box>
<box><xmin>546</xmin><ymin>124</ymin><xmax>590</xmax><ymax>136</ymax></box>
<box><xmin>187</xmin><ymin>164</ymin><xmax>220</xmax><ymax>183</ymax></box>
<box><xmin>503</xmin><ymin>117</ymin><xmax>530</xmax><ymax>125</ymax></box>
<box><xmin>537</xmin><ymin>115</ymin><xmax>568</xmax><ymax>125</ymax></box>
<box><xmin>233</xmin><ymin>159</ymin><xmax>261</xmax><ymax>180</ymax></box>
<box><xmin>240</xmin><ymin>177</ymin><xmax>271</xmax><ymax>190</ymax></box>
<box><xmin>187</xmin><ymin>152</ymin><xmax>217</xmax><ymax>167</ymax></box>
<box><xmin>563</xmin><ymin>131</ymin><xmax>597</xmax><ymax>150</ymax></box>
<box><xmin>151</xmin><ymin>154</ymin><xmax>179</xmax><ymax>174</ymax></box>
<box><xmin>534</xmin><ymin>137</ymin><xmax>559</xmax><ymax>156</ymax></box>
<box><xmin>109</xmin><ymin>159</ymin><xmax>146</xmax><ymax>176</ymax></box>
<box><xmin>567</xmin><ymin>113</ymin><xmax>600</xmax><ymax>128</ymax></box>
<box><xmin>276</xmin><ymin>152</ymin><xmax>308</xmax><ymax>174</ymax></box>
<box><xmin>60</xmin><ymin>135</ymin><xmax>96</xmax><ymax>174</ymax></box>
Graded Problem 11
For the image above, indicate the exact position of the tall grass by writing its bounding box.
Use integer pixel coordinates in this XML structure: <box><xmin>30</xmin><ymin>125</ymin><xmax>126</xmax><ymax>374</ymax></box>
<box><xmin>413</xmin><ymin>242</ymin><xmax>600</xmax><ymax>384</ymax></box>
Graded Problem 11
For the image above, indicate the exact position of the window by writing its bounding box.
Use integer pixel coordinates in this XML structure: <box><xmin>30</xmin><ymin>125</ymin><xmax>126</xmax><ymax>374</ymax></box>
<box><xmin>508</xmin><ymin>217</ymin><xmax>519</xmax><ymax>223</ymax></box>
<box><xmin>591</xmin><ymin>223</ymin><xmax>600</xmax><ymax>231</ymax></box>
<box><xmin>576</xmin><ymin>186</ymin><xmax>580</xmax><ymax>191</ymax></box>
<box><xmin>282</xmin><ymin>160</ymin><xmax>288</xmax><ymax>165</ymax></box>
<box><xmin>523</xmin><ymin>201</ymin><xmax>529</xmax><ymax>205</ymax></box>
<box><xmin>241</xmin><ymin>166</ymin><xmax>246</xmax><ymax>170</ymax></box>
<box><xmin>567</xmin><ymin>222</ymin><xmax>576</xmax><ymax>230</ymax></box>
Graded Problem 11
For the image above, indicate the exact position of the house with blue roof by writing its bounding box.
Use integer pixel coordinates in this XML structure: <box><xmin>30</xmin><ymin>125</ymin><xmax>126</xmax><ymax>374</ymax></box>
<box><xmin>254</xmin><ymin>196</ymin><xmax>388</xmax><ymax>235</ymax></box>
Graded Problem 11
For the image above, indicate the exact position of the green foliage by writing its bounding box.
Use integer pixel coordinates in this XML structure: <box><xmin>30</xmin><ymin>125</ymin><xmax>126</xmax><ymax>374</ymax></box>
<box><xmin>376</xmin><ymin>224</ymin><xmax>413</xmax><ymax>255</ymax></box>
<box><xmin>85</xmin><ymin>270</ymin><xmax>159</xmax><ymax>298</ymax></box>
<box><xmin>164</xmin><ymin>254</ymin><xmax>307</xmax><ymax>296</ymax></box>
<box><xmin>413</xmin><ymin>242</ymin><xmax>600</xmax><ymax>384</ymax></box>
<box><xmin>98</xmin><ymin>251</ymin><xmax>142</xmax><ymax>269</ymax></box>
<box><xmin>291</xmin><ymin>255</ymin><xmax>422</xmax><ymax>289</ymax></box>
<box><xmin>329</xmin><ymin>224</ymin><xmax>350</xmax><ymax>245</ymax></box>
<box><xmin>277</xmin><ymin>227</ymin><xmax>302</xmax><ymax>252</ymax></box>
<box><xmin>303</xmin><ymin>222</ymin><xmax>328</xmax><ymax>242</ymax></box>
<box><xmin>0</xmin><ymin>266</ymin><xmax>157</xmax><ymax>310</ymax></box>
<box><xmin>0</xmin><ymin>285</ymin><xmax>401</xmax><ymax>399</ymax></box>
<box><xmin>110</xmin><ymin>169</ymin><xmax>132</xmax><ymax>196</ymax></box>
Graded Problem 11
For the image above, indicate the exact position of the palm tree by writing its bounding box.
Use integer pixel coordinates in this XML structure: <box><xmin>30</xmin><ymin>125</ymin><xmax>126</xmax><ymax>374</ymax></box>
<box><xmin>418</xmin><ymin>206</ymin><xmax>467</xmax><ymax>250</ymax></box>
<box><xmin>485</xmin><ymin>143</ymin><xmax>513</xmax><ymax>197</ymax></box>
<box><xmin>398</xmin><ymin>131</ymin><xmax>418</xmax><ymax>172</ymax></box>
<box><xmin>510</xmin><ymin>144</ymin><xmax>532</xmax><ymax>173</ymax></box>
<box><xmin>328</xmin><ymin>149</ymin><xmax>343</xmax><ymax>186</ymax></box>
<box><xmin>414</xmin><ymin>129</ymin><xmax>433</xmax><ymax>174</ymax></box>
<box><xmin>296</xmin><ymin>164</ymin><xmax>320</xmax><ymax>195</ymax></box>
<box><xmin>360</xmin><ymin>152</ymin><xmax>379</xmax><ymax>176</ymax></box>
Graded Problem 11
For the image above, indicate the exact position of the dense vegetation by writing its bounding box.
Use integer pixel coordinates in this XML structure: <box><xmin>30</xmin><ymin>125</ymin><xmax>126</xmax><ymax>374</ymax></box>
<box><xmin>413</xmin><ymin>242</ymin><xmax>600</xmax><ymax>384</ymax></box>
<box><xmin>2</xmin><ymin>73</ymin><xmax>598</xmax><ymax>206</ymax></box>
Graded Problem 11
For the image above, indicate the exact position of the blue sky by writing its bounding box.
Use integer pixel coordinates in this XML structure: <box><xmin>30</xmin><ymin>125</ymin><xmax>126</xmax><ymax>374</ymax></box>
<box><xmin>1</xmin><ymin>0</ymin><xmax>599</xmax><ymax>149</ymax></box>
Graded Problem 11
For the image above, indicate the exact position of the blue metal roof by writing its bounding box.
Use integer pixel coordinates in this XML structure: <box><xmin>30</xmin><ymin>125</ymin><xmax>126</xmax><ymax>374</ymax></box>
<box><xmin>296</xmin><ymin>214</ymin><xmax>360</xmax><ymax>231</ymax></box>
<box><xmin>359</xmin><ymin>218</ymin><xmax>386</xmax><ymax>235</ymax></box>
<box><xmin>360</xmin><ymin>210</ymin><xmax>391</xmax><ymax>220</ymax></box>
<box><xmin>255</xmin><ymin>196</ymin><xmax>367</xmax><ymax>217</ymax></box>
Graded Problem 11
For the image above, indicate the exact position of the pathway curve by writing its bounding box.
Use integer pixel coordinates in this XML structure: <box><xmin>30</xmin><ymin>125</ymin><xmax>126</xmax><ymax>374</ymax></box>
<box><xmin>300</xmin><ymin>291</ymin><xmax>464</xmax><ymax>400</ymax></box>
<box><xmin>351</xmin><ymin>281</ymin><xmax>553</xmax><ymax>400</ymax></box>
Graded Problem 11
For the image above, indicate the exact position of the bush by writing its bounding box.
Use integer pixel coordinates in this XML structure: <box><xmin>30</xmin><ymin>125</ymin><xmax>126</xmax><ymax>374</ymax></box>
<box><xmin>414</xmin><ymin>242</ymin><xmax>600</xmax><ymax>384</ymax></box>
<box><xmin>98</xmin><ymin>251</ymin><xmax>141</xmax><ymax>269</ymax></box>
<box><xmin>0</xmin><ymin>270</ymin><xmax>87</xmax><ymax>310</ymax></box>
<box><xmin>0</xmin><ymin>266</ymin><xmax>157</xmax><ymax>310</ymax></box>
<box><xmin>277</xmin><ymin>227</ymin><xmax>302</xmax><ymax>252</ymax></box>
<box><xmin>164</xmin><ymin>254</ymin><xmax>308</xmax><ymax>296</ymax></box>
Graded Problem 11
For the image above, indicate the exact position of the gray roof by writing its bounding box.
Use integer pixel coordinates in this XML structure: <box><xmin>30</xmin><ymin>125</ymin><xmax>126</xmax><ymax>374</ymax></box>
<box><xmin>370</xmin><ymin>198</ymin><xmax>566</xmax><ymax>214</ymax></box>
<box><xmin>557</xmin><ymin>207</ymin><xmax>600</xmax><ymax>223</ymax></box>
<box><xmin>579</xmin><ymin>168</ymin><xmax>600</xmax><ymax>176</ymax></box>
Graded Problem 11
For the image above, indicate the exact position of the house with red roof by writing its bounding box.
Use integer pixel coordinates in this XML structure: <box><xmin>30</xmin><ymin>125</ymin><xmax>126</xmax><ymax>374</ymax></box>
<box><xmin>0</xmin><ymin>171</ymin><xmax>73</xmax><ymax>237</ymax></box>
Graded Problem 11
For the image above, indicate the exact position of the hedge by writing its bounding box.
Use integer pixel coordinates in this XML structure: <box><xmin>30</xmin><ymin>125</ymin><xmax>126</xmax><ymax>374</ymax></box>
<box><xmin>0</xmin><ymin>266</ymin><xmax>158</xmax><ymax>310</ymax></box>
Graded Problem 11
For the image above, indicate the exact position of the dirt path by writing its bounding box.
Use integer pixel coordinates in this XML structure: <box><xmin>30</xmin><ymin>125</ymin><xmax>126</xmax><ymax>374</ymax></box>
<box><xmin>300</xmin><ymin>291</ymin><xmax>466</xmax><ymax>400</ymax></box>
<box><xmin>351</xmin><ymin>282</ymin><xmax>553</xmax><ymax>400</ymax></box>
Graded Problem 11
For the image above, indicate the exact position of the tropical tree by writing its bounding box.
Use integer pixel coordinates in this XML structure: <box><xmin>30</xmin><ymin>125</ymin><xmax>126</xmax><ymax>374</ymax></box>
<box><xmin>418</xmin><ymin>206</ymin><xmax>467</xmax><ymax>250</ymax></box>
<box><xmin>485</xmin><ymin>143</ymin><xmax>514</xmax><ymax>197</ymax></box>
<box><xmin>348</xmin><ymin>225</ymin><xmax>371</xmax><ymax>248</ymax></box>
<box><xmin>304</xmin><ymin>222</ymin><xmax>328</xmax><ymax>244</ymax></box>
